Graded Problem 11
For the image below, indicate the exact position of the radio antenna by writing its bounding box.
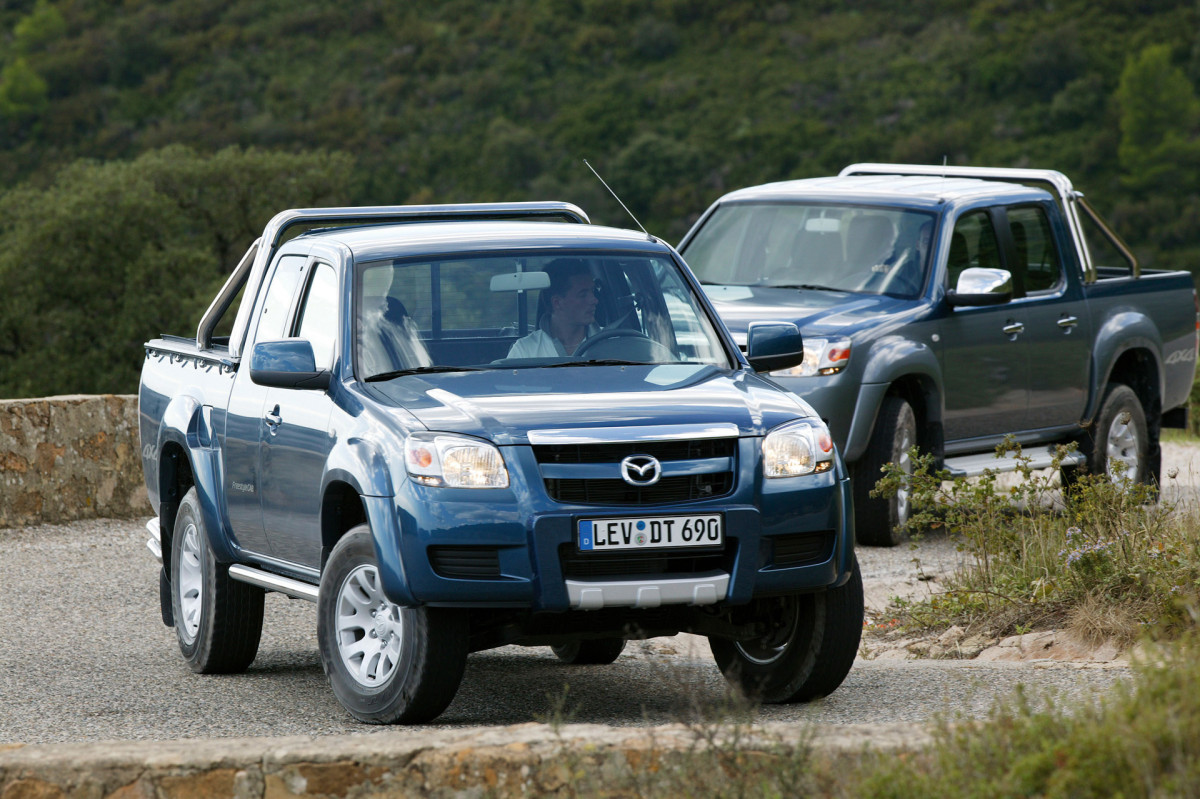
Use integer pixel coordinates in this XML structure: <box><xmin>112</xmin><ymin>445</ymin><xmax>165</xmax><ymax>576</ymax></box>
<box><xmin>583</xmin><ymin>158</ymin><xmax>649</xmax><ymax>236</ymax></box>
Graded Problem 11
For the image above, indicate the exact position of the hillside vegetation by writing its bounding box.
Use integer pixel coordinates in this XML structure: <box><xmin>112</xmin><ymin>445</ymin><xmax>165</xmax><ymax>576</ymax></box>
<box><xmin>0</xmin><ymin>0</ymin><xmax>1198</xmax><ymax>396</ymax></box>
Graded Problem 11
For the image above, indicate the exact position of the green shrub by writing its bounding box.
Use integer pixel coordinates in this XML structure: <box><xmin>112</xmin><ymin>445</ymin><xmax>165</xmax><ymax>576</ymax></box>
<box><xmin>848</xmin><ymin>633</ymin><xmax>1200</xmax><ymax>797</ymax></box>
<box><xmin>871</xmin><ymin>439</ymin><xmax>1200</xmax><ymax>643</ymax></box>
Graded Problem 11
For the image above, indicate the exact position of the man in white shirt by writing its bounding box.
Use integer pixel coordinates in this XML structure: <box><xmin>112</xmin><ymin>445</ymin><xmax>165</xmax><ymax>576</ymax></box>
<box><xmin>507</xmin><ymin>259</ymin><xmax>600</xmax><ymax>358</ymax></box>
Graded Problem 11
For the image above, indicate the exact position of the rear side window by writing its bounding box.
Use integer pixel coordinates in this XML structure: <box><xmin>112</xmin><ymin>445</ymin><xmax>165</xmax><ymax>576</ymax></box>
<box><xmin>947</xmin><ymin>211</ymin><xmax>1002</xmax><ymax>290</ymax></box>
<box><xmin>295</xmin><ymin>262</ymin><xmax>339</xmax><ymax>369</ymax></box>
<box><xmin>257</xmin><ymin>255</ymin><xmax>307</xmax><ymax>340</ymax></box>
<box><xmin>1006</xmin><ymin>205</ymin><xmax>1062</xmax><ymax>294</ymax></box>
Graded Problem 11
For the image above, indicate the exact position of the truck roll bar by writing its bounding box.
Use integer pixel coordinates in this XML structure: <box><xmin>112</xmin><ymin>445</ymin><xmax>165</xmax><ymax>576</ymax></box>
<box><xmin>196</xmin><ymin>202</ymin><xmax>590</xmax><ymax>354</ymax></box>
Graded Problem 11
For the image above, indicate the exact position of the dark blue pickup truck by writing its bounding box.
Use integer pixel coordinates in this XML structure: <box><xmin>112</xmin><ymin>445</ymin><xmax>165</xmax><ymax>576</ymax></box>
<box><xmin>680</xmin><ymin>164</ymin><xmax>1198</xmax><ymax>546</ymax></box>
<box><xmin>139</xmin><ymin>203</ymin><xmax>860</xmax><ymax>723</ymax></box>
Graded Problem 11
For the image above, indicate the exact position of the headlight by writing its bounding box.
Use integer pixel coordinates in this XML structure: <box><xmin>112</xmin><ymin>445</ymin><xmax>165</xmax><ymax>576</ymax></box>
<box><xmin>404</xmin><ymin>433</ymin><xmax>510</xmax><ymax>488</ymax></box>
<box><xmin>762</xmin><ymin>419</ymin><xmax>834</xmax><ymax>477</ymax></box>
<box><xmin>770</xmin><ymin>336</ymin><xmax>851</xmax><ymax>377</ymax></box>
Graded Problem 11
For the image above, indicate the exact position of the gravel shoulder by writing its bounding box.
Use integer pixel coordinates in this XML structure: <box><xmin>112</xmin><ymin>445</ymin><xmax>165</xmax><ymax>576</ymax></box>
<box><xmin>15</xmin><ymin>440</ymin><xmax>1198</xmax><ymax>746</ymax></box>
<box><xmin>0</xmin><ymin>513</ymin><xmax>1135</xmax><ymax>745</ymax></box>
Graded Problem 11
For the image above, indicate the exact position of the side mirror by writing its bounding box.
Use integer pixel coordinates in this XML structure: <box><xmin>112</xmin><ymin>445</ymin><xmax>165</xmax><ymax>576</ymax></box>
<box><xmin>746</xmin><ymin>322</ymin><xmax>804</xmax><ymax>373</ymax></box>
<box><xmin>946</xmin><ymin>267</ymin><xmax>1013</xmax><ymax>307</ymax></box>
<box><xmin>250</xmin><ymin>339</ymin><xmax>331</xmax><ymax>390</ymax></box>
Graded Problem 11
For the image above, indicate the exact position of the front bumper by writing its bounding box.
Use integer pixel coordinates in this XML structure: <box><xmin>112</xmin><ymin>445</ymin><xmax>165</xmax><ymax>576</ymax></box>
<box><xmin>372</xmin><ymin>439</ymin><xmax>855</xmax><ymax>611</ymax></box>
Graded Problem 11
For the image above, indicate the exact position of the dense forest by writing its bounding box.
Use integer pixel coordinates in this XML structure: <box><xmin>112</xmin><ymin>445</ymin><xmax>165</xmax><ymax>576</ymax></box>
<box><xmin>0</xmin><ymin>0</ymin><xmax>1198</xmax><ymax>396</ymax></box>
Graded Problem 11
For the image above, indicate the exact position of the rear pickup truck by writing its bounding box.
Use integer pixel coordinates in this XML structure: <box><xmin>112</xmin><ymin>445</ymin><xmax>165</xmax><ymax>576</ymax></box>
<box><xmin>139</xmin><ymin>202</ymin><xmax>861</xmax><ymax>724</ymax></box>
<box><xmin>679</xmin><ymin>164</ymin><xmax>1198</xmax><ymax>546</ymax></box>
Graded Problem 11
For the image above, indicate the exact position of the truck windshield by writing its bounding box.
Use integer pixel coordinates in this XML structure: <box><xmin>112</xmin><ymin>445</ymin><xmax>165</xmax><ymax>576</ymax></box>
<box><xmin>683</xmin><ymin>203</ymin><xmax>936</xmax><ymax>299</ymax></box>
<box><xmin>355</xmin><ymin>251</ymin><xmax>732</xmax><ymax>380</ymax></box>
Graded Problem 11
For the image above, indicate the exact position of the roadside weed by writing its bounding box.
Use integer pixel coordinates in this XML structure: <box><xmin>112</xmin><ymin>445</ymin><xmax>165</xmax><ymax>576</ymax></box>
<box><xmin>871</xmin><ymin>439</ymin><xmax>1200</xmax><ymax>643</ymax></box>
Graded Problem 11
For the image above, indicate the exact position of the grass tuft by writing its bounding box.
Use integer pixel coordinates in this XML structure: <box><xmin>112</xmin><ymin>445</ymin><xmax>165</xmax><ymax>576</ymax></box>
<box><xmin>870</xmin><ymin>438</ymin><xmax>1200</xmax><ymax>644</ymax></box>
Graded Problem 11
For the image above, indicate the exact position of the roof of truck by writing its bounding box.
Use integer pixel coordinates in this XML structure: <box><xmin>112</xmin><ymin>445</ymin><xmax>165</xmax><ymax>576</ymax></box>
<box><xmin>295</xmin><ymin>220</ymin><xmax>669</xmax><ymax>262</ymax></box>
<box><xmin>714</xmin><ymin>174</ymin><xmax>1051</xmax><ymax>210</ymax></box>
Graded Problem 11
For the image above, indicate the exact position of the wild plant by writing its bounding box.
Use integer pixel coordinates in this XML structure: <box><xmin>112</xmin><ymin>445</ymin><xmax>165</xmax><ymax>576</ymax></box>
<box><xmin>871</xmin><ymin>438</ymin><xmax>1200</xmax><ymax>642</ymax></box>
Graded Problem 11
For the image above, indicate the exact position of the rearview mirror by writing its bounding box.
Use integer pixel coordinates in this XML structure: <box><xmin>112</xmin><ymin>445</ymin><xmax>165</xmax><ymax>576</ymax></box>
<box><xmin>250</xmin><ymin>339</ymin><xmax>331</xmax><ymax>390</ymax></box>
<box><xmin>746</xmin><ymin>322</ymin><xmax>804</xmax><ymax>373</ymax></box>
<box><xmin>491</xmin><ymin>271</ymin><xmax>551</xmax><ymax>292</ymax></box>
<box><xmin>946</xmin><ymin>267</ymin><xmax>1013</xmax><ymax>307</ymax></box>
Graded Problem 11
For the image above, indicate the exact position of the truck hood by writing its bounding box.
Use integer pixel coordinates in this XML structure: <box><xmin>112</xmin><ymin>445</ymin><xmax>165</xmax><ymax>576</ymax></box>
<box><xmin>368</xmin><ymin>364</ymin><xmax>812</xmax><ymax>445</ymax></box>
<box><xmin>702</xmin><ymin>284</ymin><xmax>912</xmax><ymax>340</ymax></box>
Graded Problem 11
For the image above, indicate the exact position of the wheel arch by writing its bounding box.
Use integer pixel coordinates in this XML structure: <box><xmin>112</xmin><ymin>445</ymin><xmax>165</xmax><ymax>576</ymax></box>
<box><xmin>884</xmin><ymin>374</ymin><xmax>944</xmax><ymax>465</ymax></box>
<box><xmin>155</xmin><ymin>394</ymin><xmax>232</xmax><ymax>568</ymax></box>
<box><xmin>845</xmin><ymin>336</ymin><xmax>944</xmax><ymax>464</ymax></box>
<box><xmin>1092</xmin><ymin>346</ymin><xmax>1163</xmax><ymax>484</ymax></box>
<box><xmin>1095</xmin><ymin>346</ymin><xmax>1162</xmax><ymax>428</ymax></box>
<box><xmin>156</xmin><ymin>438</ymin><xmax>194</xmax><ymax>579</ymax></box>
<box><xmin>319</xmin><ymin>479</ymin><xmax>369</xmax><ymax>571</ymax></box>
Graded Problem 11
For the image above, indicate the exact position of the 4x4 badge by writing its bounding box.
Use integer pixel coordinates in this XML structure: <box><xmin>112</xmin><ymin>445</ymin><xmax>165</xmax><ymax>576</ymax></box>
<box><xmin>620</xmin><ymin>455</ymin><xmax>662</xmax><ymax>487</ymax></box>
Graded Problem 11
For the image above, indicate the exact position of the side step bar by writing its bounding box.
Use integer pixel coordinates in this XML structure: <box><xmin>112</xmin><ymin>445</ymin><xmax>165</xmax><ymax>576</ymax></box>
<box><xmin>228</xmin><ymin>565</ymin><xmax>320</xmax><ymax>602</ymax></box>
<box><xmin>943</xmin><ymin>445</ymin><xmax>1086</xmax><ymax>479</ymax></box>
<box><xmin>147</xmin><ymin>516</ymin><xmax>319</xmax><ymax>602</ymax></box>
<box><xmin>146</xmin><ymin>518</ymin><xmax>162</xmax><ymax>562</ymax></box>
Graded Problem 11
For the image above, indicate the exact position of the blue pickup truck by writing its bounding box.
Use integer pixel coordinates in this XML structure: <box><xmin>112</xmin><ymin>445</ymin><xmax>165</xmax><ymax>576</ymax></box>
<box><xmin>139</xmin><ymin>203</ymin><xmax>860</xmax><ymax>724</ymax></box>
<box><xmin>680</xmin><ymin>164</ymin><xmax>1198</xmax><ymax>546</ymax></box>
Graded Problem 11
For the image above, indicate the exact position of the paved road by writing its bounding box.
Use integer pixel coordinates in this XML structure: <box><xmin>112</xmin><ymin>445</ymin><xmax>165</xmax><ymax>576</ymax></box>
<box><xmin>0</xmin><ymin>518</ymin><xmax>1129</xmax><ymax>745</ymax></box>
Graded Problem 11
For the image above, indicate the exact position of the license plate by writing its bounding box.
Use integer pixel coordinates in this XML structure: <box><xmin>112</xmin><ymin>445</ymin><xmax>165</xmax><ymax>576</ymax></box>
<box><xmin>577</xmin><ymin>514</ymin><xmax>723</xmax><ymax>552</ymax></box>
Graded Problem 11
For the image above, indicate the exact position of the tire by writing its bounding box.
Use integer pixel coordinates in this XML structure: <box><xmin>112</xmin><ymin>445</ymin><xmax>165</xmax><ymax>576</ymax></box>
<box><xmin>551</xmin><ymin>638</ymin><xmax>626</xmax><ymax>665</ymax></box>
<box><xmin>1066</xmin><ymin>383</ymin><xmax>1149</xmax><ymax>485</ymax></box>
<box><xmin>317</xmin><ymin>525</ymin><xmax>469</xmax><ymax>724</ymax></box>
<box><xmin>709</xmin><ymin>558</ymin><xmax>864</xmax><ymax>703</ymax></box>
<box><xmin>852</xmin><ymin>395</ymin><xmax>916</xmax><ymax>547</ymax></box>
<box><xmin>170</xmin><ymin>487</ymin><xmax>264</xmax><ymax>673</ymax></box>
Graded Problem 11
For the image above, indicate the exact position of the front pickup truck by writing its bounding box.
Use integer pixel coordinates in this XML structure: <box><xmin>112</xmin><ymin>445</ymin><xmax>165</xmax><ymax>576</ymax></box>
<box><xmin>139</xmin><ymin>203</ymin><xmax>861</xmax><ymax>725</ymax></box>
<box><xmin>679</xmin><ymin>164</ymin><xmax>1198</xmax><ymax>547</ymax></box>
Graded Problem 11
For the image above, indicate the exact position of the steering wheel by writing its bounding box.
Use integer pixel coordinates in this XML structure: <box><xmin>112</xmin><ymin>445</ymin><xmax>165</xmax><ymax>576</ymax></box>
<box><xmin>873</xmin><ymin>255</ymin><xmax>922</xmax><ymax>297</ymax></box>
<box><xmin>574</xmin><ymin>328</ymin><xmax>675</xmax><ymax>362</ymax></box>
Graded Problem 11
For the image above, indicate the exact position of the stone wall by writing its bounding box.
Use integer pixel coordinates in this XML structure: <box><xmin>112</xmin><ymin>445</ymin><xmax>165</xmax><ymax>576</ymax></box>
<box><xmin>0</xmin><ymin>395</ymin><xmax>147</xmax><ymax>529</ymax></box>
<box><xmin>0</xmin><ymin>722</ymin><xmax>924</xmax><ymax>798</ymax></box>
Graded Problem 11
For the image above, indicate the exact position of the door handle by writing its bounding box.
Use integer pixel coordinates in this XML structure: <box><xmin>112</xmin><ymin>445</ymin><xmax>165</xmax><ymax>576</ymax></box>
<box><xmin>264</xmin><ymin>405</ymin><xmax>282</xmax><ymax>434</ymax></box>
<box><xmin>1002</xmin><ymin>322</ymin><xmax>1025</xmax><ymax>336</ymax></box>
<box><xmin>1057</xmin><ymin>315</ymin><xmax>1079</xmax><ymax>330</ymax></box>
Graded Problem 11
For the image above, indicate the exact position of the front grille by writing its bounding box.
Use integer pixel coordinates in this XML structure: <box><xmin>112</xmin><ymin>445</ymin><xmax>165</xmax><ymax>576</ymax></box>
<box><xmin>535</xmin><ymin>437</ymin><xmax>737</xmax><ymax>506</ymax></box>
<box><xmin>535</xmin><ymin>438</ymin><xmax>737</xmax><ymax>464</ymax></box>
<box><xmin>546</xmin><ymin>473</ymin><xmax>733</xmax><ymax>504</ymax></box>
<box><xmin>428</xmin><ymin>546</ymin><xmax>501</xmax><ymax>579</ymax></box>
<box><xmin>771</xmin><ymin>531</ymin><xmax>835</xmax><ymax>567</ymax></box>
<box><xmin>559</xmin><ymin>542</ymin><xmax>730</xmax><ymax>579</ymax></box>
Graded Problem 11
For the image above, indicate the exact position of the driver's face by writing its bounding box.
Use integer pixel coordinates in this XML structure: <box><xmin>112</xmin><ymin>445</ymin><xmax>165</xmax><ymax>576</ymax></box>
<box><xmin>553</xmin><ymin>274</ymin><xmax>598</xmax><ymax>327</ymax></box>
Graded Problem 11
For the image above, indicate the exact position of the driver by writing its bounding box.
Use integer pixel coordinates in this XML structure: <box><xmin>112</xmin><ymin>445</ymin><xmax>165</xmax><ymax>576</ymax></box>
<box><xmin>507</xmin><ymin>258</ymin><xmax>600</xmax><ymax>358</ymax></box>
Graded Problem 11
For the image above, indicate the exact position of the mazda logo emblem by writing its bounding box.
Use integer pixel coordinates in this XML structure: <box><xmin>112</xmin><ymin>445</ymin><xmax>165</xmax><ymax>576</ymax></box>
<box><xmin>620</xmin><ymin>455</ymin><xmax>662</xmax><ymax>487</ymax></box>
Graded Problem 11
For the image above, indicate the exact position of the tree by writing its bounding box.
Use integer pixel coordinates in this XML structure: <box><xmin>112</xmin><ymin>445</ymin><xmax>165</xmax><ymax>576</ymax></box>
<box><xmin>0</xmin><ymin>57</ymin><xmax>47</xmax><ymax>121</ymax></box>
<box><xmin>1116</xmin><ymin>44</ymin><xmax>1200</xmax><ymax>194</ymax></box>
<box><xmin>0</xmin><ymin>145</ymin><xmax>353</xmax><ymax>398</ymax></box>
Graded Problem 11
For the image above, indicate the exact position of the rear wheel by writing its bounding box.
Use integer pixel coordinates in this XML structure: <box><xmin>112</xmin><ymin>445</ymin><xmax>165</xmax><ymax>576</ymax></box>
<box><xmin>853</xmin><ymin>396</ymin><xmax>916</xmax><ymax>547</ymax></box>
<box><xmin>551</xmin><ymin>638</ymin><xmax>626</xmax><ymax>665</ymax></box>
<box><xmin>317</xmin><ymin>526</ymin><xmax>469</xmax><ymax>724</ymax></box>
<box><xmin>1063</xmin><ymin>383</ymin><xmax>1149</xmax><ymax>487</ymax></box>
<box><xmin>709</xmin><ymin>558</ymin><xmax>863</xmax><ymax>703</ymax></box>
<box><xmin>170</xmin><ymin>487</ymin><xmax>264</xmax><ymax>673</ymax></box>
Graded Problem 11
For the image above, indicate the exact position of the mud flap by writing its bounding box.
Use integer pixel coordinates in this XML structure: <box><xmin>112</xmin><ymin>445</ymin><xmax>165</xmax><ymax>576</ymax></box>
<box><xmin>159</xmin><ymin>566</ymin><xmax>174</xmax><ymax>627</ymax></box>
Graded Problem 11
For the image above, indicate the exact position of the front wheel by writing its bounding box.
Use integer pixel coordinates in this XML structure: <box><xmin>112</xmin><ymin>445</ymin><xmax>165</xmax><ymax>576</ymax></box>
<box><xmin>709</xmin><ymin>558</ymin><xmax>863</xmax><ymax>703</ymax></box>
<box><xmin>853</xmin><ymin>395</ymin><xmax>917</xmax><ymax>547</ymax></box>
<box><xmin>170</xmin><ymin>487</ymin><xmax>264</xmax><ymax>673</ymax></box>
<box><xmin>317</xmin><ymin>525</ymin><xmax>468</xmax><ymax>724</ymax></box>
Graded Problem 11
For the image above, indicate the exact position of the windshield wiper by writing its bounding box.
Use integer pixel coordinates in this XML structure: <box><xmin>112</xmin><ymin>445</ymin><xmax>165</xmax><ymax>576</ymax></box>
<box><xmin>768</xmin><ymin>283</ymin><xmax>850</xmax><ymax>292</ymax></box>
<box><xmin>365</xmin><ymin>365</ymin><xmax>485</xmax><ymax>382</ymax></box>
<box><xmin>537</xmin><ymin>359</ymin><xmax>647</xmax><ymax>368</ymax></box>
